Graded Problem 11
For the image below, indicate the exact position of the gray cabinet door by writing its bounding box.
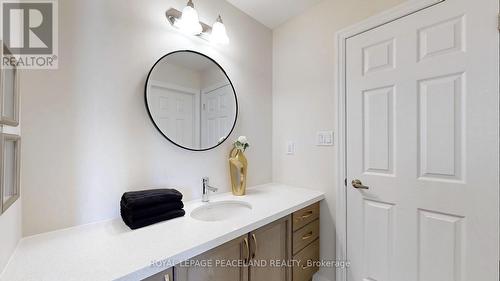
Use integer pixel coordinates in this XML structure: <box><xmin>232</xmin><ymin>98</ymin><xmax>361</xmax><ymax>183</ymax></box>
<box><xmin>249</xmin><ymin>216</ymin><xmax>292</xmax><ymax>281</ymax></box>
<box><xmin>175</xmin><ymin>235</ymin><xmax>249</xmax><ymax>281</ymax></box>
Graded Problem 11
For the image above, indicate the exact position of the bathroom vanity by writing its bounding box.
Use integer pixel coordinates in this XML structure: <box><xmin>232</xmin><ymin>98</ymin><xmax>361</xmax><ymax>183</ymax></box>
<box><xmin>0</xmin><ymin>184</ymin><xmax>324</xmax><ymax>281</ymax></box>
<box><xmin>148</xmin><ymin>202</ymin><xmax>321</xmax><ymax>281</ymax></box>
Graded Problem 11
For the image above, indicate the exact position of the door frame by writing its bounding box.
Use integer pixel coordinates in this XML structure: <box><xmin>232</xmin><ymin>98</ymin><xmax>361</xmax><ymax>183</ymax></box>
<box><xmin>334</xmin><ymin>1</ymin><xmax>446</xmax><ymax>281</ymax></box>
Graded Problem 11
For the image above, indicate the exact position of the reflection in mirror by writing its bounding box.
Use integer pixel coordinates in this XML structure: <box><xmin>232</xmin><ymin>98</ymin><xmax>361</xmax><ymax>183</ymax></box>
<box><xmin>146</xmin><ymin>51</ymin><xmax>237</xmax><ymax>151</ymax></box>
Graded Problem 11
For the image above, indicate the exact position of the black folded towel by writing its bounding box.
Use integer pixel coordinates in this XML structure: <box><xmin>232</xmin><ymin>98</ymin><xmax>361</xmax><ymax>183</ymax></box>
<box><xmin>120</xmin><ymin>200</ymin><xmax>184</xmax><ymax>221</ymax></box>
<box><xmin>121</xmin><ymin>189</ymin><xmax>183</xmax><ymax>210</ymax></box>
<box><xmin>122</xmin><ymin>209</ymin><xmax>186</xmax><ymax>230</ymax></box>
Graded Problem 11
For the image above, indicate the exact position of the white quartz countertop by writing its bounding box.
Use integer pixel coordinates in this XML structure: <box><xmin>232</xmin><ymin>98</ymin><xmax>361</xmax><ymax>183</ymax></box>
<box><xmin>0</xmin><ymin>184</ymin><xmax>324</xmax><ymax>281</ymax></box>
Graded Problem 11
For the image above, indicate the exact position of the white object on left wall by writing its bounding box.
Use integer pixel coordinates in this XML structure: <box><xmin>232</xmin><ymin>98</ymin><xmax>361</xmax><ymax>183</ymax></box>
<box><xmin>0</xmin><ymin>77</ymin><xmax>22</xmax><ymax>276</ymax></box>
<box><xmin>0</xmin><ymin>126</ymin><xmax>22</xmax><ymax>274</ymax></box>
<box><xmin>0</xmin><ymin>133</ymin><xmax>21</xmax><ymax>214</ymax></box>
<box><xmin>0</xmin><ymin>41</ymin><xmax>22</xmax><ymax>215</ymax></box>
<box><xmin>0</xmin><ymin>39</ymin><xmax>22</xmax><ymax>274</ymax></box>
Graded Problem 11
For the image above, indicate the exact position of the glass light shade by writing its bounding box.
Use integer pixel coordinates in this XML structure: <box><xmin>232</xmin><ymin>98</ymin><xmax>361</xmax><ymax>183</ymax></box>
<box><xmin>210</xmin><ymin>20</ymin><xmax>229</xmax><ymax>45</ymax></box>
<box><xmin>175</xmin><ymin>5</ymin><xmax>202</xmax><ymax>35</ymax></box>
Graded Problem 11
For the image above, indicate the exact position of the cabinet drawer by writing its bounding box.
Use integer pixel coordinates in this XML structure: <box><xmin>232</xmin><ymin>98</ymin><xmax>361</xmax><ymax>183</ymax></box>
<box><xmin>292</xmin><ymin>203</ymin><xmax>320</xmax><ymax>231</ymax></box>
<box><xmin>293</xmin><ymin>239</ymin><xmax>319</xmax><ymax>281</ymax></box>
<box><xmin>142</xmin><ymin>268</ymin><xmax>173</xmax><ymax>281</ymax></box>
<box><xmin>293</xmin><ymin>219</ymin><xmax>319</xmax><ymax>255</ymax></box>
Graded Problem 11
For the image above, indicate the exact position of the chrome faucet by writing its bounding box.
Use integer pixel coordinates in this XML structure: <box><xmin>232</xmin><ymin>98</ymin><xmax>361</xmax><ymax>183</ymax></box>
<box><xmin>202</xmin><ymin>177</ymin><xmax>218</xmax><ymax>202</ymax></box>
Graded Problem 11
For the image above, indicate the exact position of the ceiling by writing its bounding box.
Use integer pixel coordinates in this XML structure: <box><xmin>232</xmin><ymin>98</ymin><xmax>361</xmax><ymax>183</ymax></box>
<box><xmin>226</xmin><ymin>0</ymin><xmax>323</xmax><ymax>29</ymax></box>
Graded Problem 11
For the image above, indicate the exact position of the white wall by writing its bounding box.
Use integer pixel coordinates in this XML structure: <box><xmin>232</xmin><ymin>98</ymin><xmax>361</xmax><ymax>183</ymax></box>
<box><xmin>21</xmin><ymin>0</ymin><xmax>272</xmax><ymax>236</ymax></box>
<box><xmin>272</xmin><ymin>0</ymin><xmax>404</xmax><ymax>280</ymax></box>
<box><xmin>0</xmin><ymin>200</ymin><xmax>21</xmax><ymax>274</ymax></box>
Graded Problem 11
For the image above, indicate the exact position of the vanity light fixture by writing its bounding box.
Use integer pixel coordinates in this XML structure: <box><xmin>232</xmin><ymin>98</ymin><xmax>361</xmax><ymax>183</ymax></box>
<box><xmin>174</xmin><ymin>0</ymin><xmax>202</xmax><ymax>35</ymax></box>
<box><xmin>210</xmin><ymin>15</ymin><xmax>230</xmax><ymax>45</ymax></box>
<box><xmin>166</xmin><ymin>1</ymin><xmax>230</xmax><ymax>45</ymax></box>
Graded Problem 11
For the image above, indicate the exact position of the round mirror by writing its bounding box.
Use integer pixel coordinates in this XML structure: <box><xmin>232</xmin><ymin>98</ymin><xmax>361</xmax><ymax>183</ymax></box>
<box><xmin>145</xmin><ymin>51</ymin><xmax>238</xmax><ymax>151</ymax></box>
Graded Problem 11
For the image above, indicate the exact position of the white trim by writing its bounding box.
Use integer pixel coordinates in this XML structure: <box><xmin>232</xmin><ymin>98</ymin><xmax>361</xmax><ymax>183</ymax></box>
<box><xmin>337</xmin><ymin>0</ymin><xmax>443</xmax><ymax>40</ymax></box>
<box><xmin>148</xmin><ymin>80</ymin><xmax>199</xmax><ymax>95</ymax></box>
<box><xmin>201</xmin><ymin>81</ymin><xmax>230</xmax><ymax>95</ymax></box>
<box><xmin>334</xmin><ymin>1</ymin><xmax>444</xmax><ymax>281</ymax></box>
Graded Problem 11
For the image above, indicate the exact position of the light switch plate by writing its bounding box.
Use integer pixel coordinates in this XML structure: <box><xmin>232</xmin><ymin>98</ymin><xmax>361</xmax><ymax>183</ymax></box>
<box><xmin>317</xmin><ymin>131</ymin><xmax>334</xmax><ymax>146</ymax></box>
<box><xmin>286</xmin><ymin>141</ymin><xmax>295</xmax><ymax>155</ymax></box>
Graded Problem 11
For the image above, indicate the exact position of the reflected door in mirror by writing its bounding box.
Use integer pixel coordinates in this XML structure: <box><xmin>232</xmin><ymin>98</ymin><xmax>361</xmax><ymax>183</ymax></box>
<box><xmin>149</xmin><ymin>82</ymin><xmax>197</xmax><ymax>148</ymax></box>
<box><xmin>201</xmin><ymin>84</ymin><xmax>236</xmax><ymax>148</ymax></box>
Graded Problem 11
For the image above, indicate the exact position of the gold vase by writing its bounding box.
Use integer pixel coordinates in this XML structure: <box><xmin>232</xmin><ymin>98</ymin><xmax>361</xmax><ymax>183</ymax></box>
<box><xmin>229</xmin><ymin>147</ymin><xmax>248</xmax><ymax>196</ymax></box>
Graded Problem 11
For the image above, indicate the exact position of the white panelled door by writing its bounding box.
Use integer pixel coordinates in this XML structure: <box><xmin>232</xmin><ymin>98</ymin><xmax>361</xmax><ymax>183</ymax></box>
<box><xmin>201</xmin><ymin>84</ymin><xmax>235</xmax><ymax>147</ymax></box>
<box><xmin>346</xmin><ymin>0</ymin><xmax>499</xmax><ymax>281</ymax></box>
<box><xmin>149</xmin><ymin>85</ymin><xmax>196</xmax><ymax>147</ymax></box>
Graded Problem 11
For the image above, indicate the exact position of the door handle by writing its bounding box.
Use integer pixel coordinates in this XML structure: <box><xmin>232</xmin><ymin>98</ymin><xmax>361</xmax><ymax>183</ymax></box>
<box><xmin>352</xmin><ymin>179</ymin><xmax>369</xmax><ymax>190</ymax></box>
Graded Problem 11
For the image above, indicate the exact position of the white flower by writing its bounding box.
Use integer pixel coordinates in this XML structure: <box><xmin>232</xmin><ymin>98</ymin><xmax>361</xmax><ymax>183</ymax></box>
<box><xmin>238</xmin><ymin>136</ymin><xmax>248</xmax><ymax>144</ymax></box>
<box><xmin>234</xmin><ymin>136</ymin><xmax>250</xmax><ymax>151</ymax></box>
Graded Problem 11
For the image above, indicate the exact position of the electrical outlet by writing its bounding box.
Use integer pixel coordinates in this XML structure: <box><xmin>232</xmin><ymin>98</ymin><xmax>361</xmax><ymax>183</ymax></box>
<box><xmin>317</xmin><ymin>131</ymin><xmax>334</xmax><ymax>146</ymax></box>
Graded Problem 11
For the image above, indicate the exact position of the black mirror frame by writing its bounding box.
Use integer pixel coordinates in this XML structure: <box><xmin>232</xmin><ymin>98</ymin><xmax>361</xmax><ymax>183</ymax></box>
<box><xmin>144</xmin><ymin>50</ymin><xmax>239</xmax><ymax>152</ymax></box>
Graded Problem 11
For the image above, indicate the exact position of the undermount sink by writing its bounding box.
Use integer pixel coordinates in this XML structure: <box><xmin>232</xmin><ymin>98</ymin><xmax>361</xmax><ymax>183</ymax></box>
<box><xmin>191</xmin><ymin>200</ymin><xmax>252</xmax><ymax>222</ymax></box>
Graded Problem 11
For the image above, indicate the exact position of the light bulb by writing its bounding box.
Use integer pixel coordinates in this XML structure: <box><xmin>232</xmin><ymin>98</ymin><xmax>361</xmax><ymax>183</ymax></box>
<box><xmin>175</xmin><ymin>0</ymin><xmax>202</xmax><ymax>35</ymax></box>
<box><xmin>210</xmin><ymin>15</ymin><xmax>229</xmax><ymax>45</ymax></box>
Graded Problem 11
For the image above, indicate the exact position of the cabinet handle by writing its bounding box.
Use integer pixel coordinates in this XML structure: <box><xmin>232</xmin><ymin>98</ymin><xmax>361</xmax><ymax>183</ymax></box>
<box><xmin>301</xmin><ymin>231</ymin><xmax>313</xmax><ymax>240</ymax></box>
<box><xmin>300</xmin><ymin>211</ymin><xmax>313</xmax><ymax>220</ymax></box>
<box><xmin>243</xmin><ymin>237</ymin><xmax>250</xmax><ymax>264</ymax></box>
<box><xmin>251</xmin><ymin>234</ymin><xmax>258</xmax><ymax>259</ymax></box>
<box><xmin>164</xmin><ymin>274</ymin><xmax>170</xmax><ymax>281</ymax></box>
